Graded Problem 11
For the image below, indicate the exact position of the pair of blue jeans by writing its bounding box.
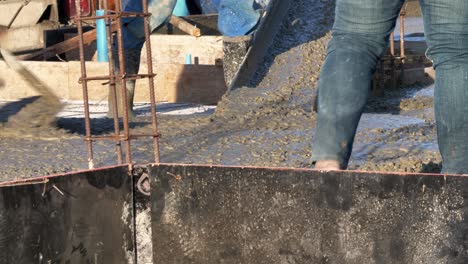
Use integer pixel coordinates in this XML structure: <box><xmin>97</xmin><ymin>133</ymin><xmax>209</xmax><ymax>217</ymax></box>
<box><xmin>312</xmin><ymin>0</ymin><xmax>468</xmax><ymax>174</ymax></box>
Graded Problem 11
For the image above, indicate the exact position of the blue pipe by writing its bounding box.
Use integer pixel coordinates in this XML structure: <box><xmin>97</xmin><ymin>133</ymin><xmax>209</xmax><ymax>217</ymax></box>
<box><xmin>96</xmin><ymin>10</ymin><xmax>109</xmax><ymax>62</ymax></box>
<box><xmin>173</xmin><ymin>0</ymin><xmax>190</xmax><ymax>16</ymax></box>
<box><xmin>185</xmin><ymin>54</ymin><xmax>192</xmax><ymax>64</ymax></box>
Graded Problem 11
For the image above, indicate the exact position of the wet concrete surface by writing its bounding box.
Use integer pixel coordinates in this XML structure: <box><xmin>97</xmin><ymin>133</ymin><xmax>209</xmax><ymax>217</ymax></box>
<box><xmin>0</xmin><ymin>1</ymin><xmax>443</xmax><ymax>263</ymax></box>
<box><xmin>395</xmin><ymin>17</ymin><xmax>424</xmax><ymax>36</ymax></box>
<box><xmin>0</xmin><ymin>0</ymin><xmax>440</xmax><ymax>180</ymax></box>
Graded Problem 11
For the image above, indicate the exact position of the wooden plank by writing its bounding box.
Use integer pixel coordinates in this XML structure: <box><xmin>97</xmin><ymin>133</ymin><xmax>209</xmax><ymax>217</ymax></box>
<box><xmin>155</xmin><ymin>14</ymin><xmax>220</xmax><ymax>36</ymax></box>
<box><xmin>63</xmin><ymin>33</ymin><xmax>97</xmax><ymax>61</ymax></box>
<box><xmin>9</xmin><ymin>0</ymin><xmax>57</xmax><ymax>28</ymax></box>
<box><xmin>1</xmin><ymin>48</ymin><xmax>61</xmax><ymax>104</ymax></box>
<box><xmin>20</xmin><ymin>24</ymin><xmax>116</xmax><ymax>61</ymax></box>
<box><xmin>0</xmin><ymin>61</ymin><xmax>68</xmax><ymax>100</ymax></box>
<box><xmin>0</xmin><ymin>22</ymin><xmax>58</xmax><ymax>52</ymax></box>
<box><xmin>138</xmin><ymin>63</ymin><xmax>227</xmax><ymax>104</ymax></box>
<box><xmin>0</xmin><ymin>1</ymin><xmax>24</xmax><ymax>27</ymax></box>
<box><xmin>141</xmin><ymin>35</ymin><xmax>223</xmax><ymax>65</ymax></box>
<box><xmin>0</xmin><ymin>60</ymin><xmax>227</xmax><ymax>104</ymax></box>
<box><xmin>169</xmin><ymin>15</ymin><xmax>201</xmax><ymax>37</ymax></box>
<box><xmin>67</xmin><ymin>61</ymin><xmax>109</xmax><ymax>101</ymax></box>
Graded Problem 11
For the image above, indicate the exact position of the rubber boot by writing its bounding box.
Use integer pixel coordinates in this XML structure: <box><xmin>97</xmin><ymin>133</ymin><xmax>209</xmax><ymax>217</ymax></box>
<box><xmin>108</xmin><ymin>48</ymin><xmax>142</xmax><ymax>120</ymax></box>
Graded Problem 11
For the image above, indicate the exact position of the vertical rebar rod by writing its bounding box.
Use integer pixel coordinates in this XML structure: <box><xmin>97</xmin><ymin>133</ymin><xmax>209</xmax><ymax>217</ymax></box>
<box><xmin>399</xmin><ymin>5</ymin><xmax>407</xmax><ymax>85</ymax></box>
<box><xmin>103</xmin><ymin>1</ymin><xmax>123</xmax><ymax>164</ymax></box>
<box><xmin>75</xmin><ymin>0</ymin><xmax>94</xmax><ymax>169</ymax></box>
<box><xmin>389</xmin><ymin>32</ymin><xmax>396</xmax><ymax>89</ymax></box>
<box><xmin>142</xmin><ymin>0</ymin><xmax>161</xmax><ymax>163</ymax></box>
<box><xmin>399</xmin><ymin>7</ymin><xmax>406</xmax><ymax>62</ymax></box>
<box><xmin>390</xmin><ymin>32</ymin><xmax>395</xmax><ymax>57</ymax></box>
<box><xmin>114</xmin><ymin>0</ymin><xmax>133</xmax><ymax>164</ymax></box>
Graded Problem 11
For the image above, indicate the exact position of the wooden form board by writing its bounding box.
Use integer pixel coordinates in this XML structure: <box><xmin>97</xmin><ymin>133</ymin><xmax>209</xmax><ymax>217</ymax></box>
<box><xmin>0</xmin><ymin>22</ymin><xmax>59</xmax><ymax>52</ymax></box>
<box><xmin>141</xmin><ymin>35</ymin><xmax>224</xmax><ymax>65</ymax></box>
<box><xmin>0</xmin><ymin>60</ymin><xmax>227</xmax><ymax>104</ymax></box>
<box><xmin>0</xmin><ymin>0</ymin><xmax>58</xmax><ymax>28</ymax></box>
<box><xmin>59</xmin><ymin>34</ymin><xmax>224</xmax><ymax>65</ymax></box>
<box><xmin>139</xmin><ymin>64</ymin><xmax>227</xmax><ymax>104</ymax></box>
<box><xmin>1</xmin><ymin>33</ymin><xmax>226</xmax><ymax>104</ymax></box>
<box><xmin>10</xmin><ymin>0</ymin><xmax>58</xmax><ymax>28</ymax></box>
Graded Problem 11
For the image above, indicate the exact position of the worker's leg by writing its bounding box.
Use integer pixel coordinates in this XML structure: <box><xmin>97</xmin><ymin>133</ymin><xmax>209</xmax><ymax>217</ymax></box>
<box><xmin>107</xmin><ymin>48</ymin><xmax>142</xmax><ymax>120</ymax></box>
<box><xmin>420</xmin><ymin>0</ymin><xmax>468</xmax><ymax>174</ymax></box>
<box><xmin>312</xmin><ymin>0</ymin><xmax>404</xmax><ymax>169</ymax></box>
<box><xmin>107</xmin><ymin>0</ymin><xmax>176</xmax><ymax>120</ymax></box>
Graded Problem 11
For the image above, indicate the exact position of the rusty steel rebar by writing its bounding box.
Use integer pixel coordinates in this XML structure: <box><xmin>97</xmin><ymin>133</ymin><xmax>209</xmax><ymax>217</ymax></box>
<box><xmin>390</xmin><ymin>32</ymin><xmax>395</xmax><ymax>57</ymax></box>
<box><xmin>74</xmin><ymin>0</ymin><xmax>94</xmax><ymax>169</ymax></box>
<box><xmin>389</xmin><ymin>32</ymin><xmax>396</xmax><ymax>89</ymax></box>
<box><xmin>74</xmin><ymin>0</ymin><xmax>162</xmax><ymax>168</ymax></box>
<box><xmin>73</xmin><ymin>12</ymin><xmax>152</xmax><ymax>21</ymax></box>
<box><xmin>103</xmin><ymin>0</ymin><xmax>123</xmax><ymax>164</ymax></box>
<box><xmin>399</xmin><ymin>4</ymin><xmax>407</xmax><ymax>86</ymax></box>
<box><xmin>142</xmin><ymin>0</ymin><xmax>161</xmax><ymax>163</ymax></box>
<box><xmin>113</xmin><ymin>0</ymin><xmax>133</xmax><ymax>164</ymax></box>
<box><xmin>84</xmin><ymin>133</ymin><xmax>161</xmax><ymax>141</ymax></box>
<box><xmin>399</xmin><ymin>7</ymin><xmax>406</xmax><ymax>62</ymax></box>
<box><xmin>79</xmin><ymin>73</ymin><xmax>156</xmax><ymax>82</ymax></box>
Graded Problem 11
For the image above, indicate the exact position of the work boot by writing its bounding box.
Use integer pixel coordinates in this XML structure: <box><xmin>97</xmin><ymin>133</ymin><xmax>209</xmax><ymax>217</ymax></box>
<box><xmin>107</xmin><ymin>48</ymin><xmax>141</xmax><ymax>120</ymax></box>
<box><xmin>108</xmin><ymin>78</ymin><xmax>136</xmax><ymax>120</ymax></box>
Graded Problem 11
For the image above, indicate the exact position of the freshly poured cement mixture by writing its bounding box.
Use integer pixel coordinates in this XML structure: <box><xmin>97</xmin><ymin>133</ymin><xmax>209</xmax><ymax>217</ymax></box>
<box><xmin>0</xmin><ymin>2</ymin><xmax>445</xmax><ymax>263</ymax></box>
<box><xmin>0</xmin><ymin>0</ymin><xmax>438</xmax><ymax>179</ymax></box>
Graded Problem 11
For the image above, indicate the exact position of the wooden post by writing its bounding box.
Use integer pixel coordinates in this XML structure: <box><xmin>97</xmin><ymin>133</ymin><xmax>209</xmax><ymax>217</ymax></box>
<box><xmin>169</xmin><ymin>15</ymin><xmax>201</xmax><ymax>37</ymax></box>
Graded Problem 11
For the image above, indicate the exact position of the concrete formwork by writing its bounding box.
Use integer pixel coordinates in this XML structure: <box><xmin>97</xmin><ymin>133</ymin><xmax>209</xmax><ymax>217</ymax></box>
<box><xmin>0</xmin><ymin>166</ymin><xmax>134</xmax><ymax>263</ymax></box>
<box><xmin>1</xmin><ymin>164</ymin><xmax>467</xmax><ymax>264</ymax></box>
<box><xmin>150</xmin><ymin>164</ymin><xmax>468</xmax><ymax>264</ymax></box>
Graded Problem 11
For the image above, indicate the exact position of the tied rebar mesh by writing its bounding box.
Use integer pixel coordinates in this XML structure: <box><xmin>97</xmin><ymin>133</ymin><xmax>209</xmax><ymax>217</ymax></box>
<box><xmin>74</xmin><ymin>0</ymin><xmax>161</xmax><ymax>169</ymax></box>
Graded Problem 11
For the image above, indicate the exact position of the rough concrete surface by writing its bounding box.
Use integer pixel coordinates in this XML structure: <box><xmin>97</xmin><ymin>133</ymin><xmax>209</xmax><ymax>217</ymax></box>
<box><xmin>0</xmin><ymin>0</ymin><xmax>437</xmax><ymax>178</ymax></box>
<box><xmin>0</xmin><ymin>0</ymin><xmax>443</xmax><ymax>263</ymax></box>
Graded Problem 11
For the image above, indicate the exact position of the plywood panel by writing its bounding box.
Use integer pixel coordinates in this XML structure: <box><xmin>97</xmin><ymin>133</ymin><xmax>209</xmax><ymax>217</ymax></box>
<box><xmin>0</xmin><ymin>61</ymin><xmax>68</xmax><ymax>100</ymax></box>
<box><xmin>141</xmin><ymin>35</ymin><xmax>224</xmax><ymax>65</ymax></box>
<box><xmin>0</xmin><ymin>22</ymin><xmax>58</xmax><ymax>52</ymax></box>
<box><xmin>0</xmin><ymin>1</ymin><xmax>22</xmax><ymax>27</ymax></box>
<box><xmin>68</xmin><ymin>61</ymin><xmax>109</xmax><ymax>101</ymax></box>
<box><xmin>1</xmin><ymin>55</ymin><xmax>227</xmax><ymax>104</ymax></box>
<box><xmin>137</xmin><ymin>63</ymin><xmax>227</xmax><ymax>104</ymax></box>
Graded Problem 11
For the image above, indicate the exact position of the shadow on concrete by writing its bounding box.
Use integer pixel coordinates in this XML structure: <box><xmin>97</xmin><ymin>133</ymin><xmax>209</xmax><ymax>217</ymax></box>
<box><xmin>364</xmin><ymin>79</ymin><xmax>434</xmax><ymax>115</ymax></box>
<box><xmin>0</xmin><ymin>96</ymin><xmax>40</xmax><ymax>123</ymax></box>
<box><xmin>56</xmin><ymin>117</ymin><xmax>149</xmax><ymax>136</ymax></box>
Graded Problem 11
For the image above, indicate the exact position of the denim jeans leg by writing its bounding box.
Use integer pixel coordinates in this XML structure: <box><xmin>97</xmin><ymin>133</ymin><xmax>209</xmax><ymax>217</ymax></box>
<box><xmin>312</xmin><ymin>0</ymin><xmax>404</xmax><ymax>168</ymax></box>
<box><xmin>420</xmin><ymin>0</ymin><xmax>468</xmax><ymax>174</ymax></box>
